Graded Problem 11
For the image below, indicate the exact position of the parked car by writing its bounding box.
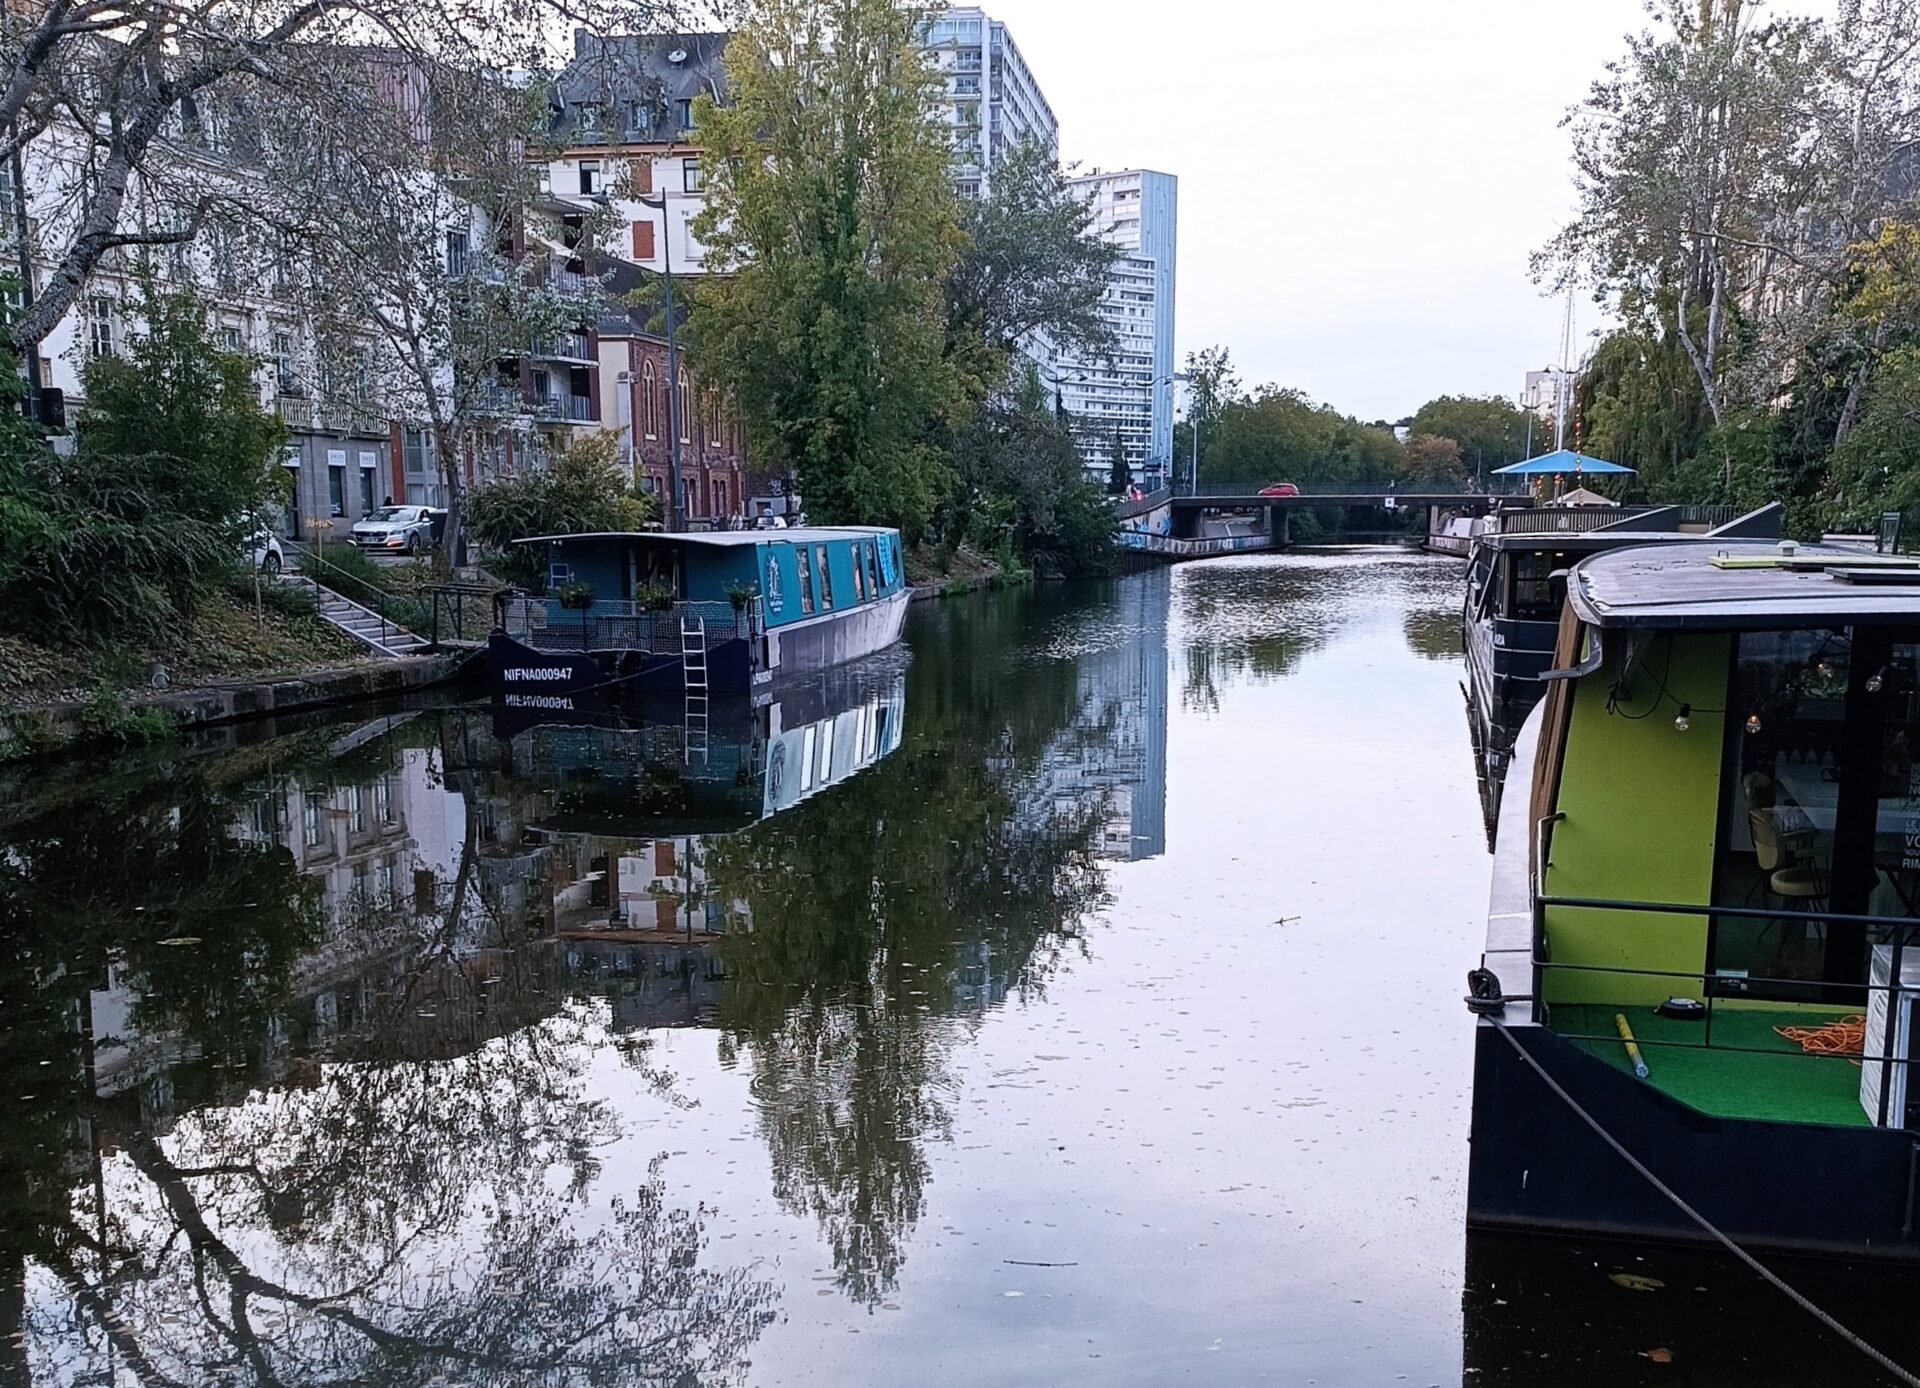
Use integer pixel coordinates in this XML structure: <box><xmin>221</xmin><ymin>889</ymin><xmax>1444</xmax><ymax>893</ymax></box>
<box><xmin>250</xmin><ymin>530</ymin><xmax>285</xmax><ymax>575</ymax></box>
<box><xmin>351</xmin><ymin>505</ymin><xmax>446</xmax><ymax>555</ymax></box>
<box><xmin>1257</xmin><ymin>483</ymin><xmax>1301</xmax><ymax>497</ymax></box>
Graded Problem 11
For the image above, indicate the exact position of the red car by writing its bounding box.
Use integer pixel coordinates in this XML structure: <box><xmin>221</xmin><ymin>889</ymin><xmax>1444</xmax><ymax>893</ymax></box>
<box><xmin>1257</xmin><ymin>483</ymin><xmax>1301</xmax><ymax>497</ymax></box>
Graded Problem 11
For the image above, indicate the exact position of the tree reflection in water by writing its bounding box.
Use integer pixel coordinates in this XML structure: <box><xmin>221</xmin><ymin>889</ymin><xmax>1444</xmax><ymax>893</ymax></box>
<box><xmin>707</xmin><ymin>587</ymin><xmax>1120</xmax><ymax>1305</ymax></box>
<box><xmin>0</xmin><ymin>577</ymin><xmax>1159</xmax><ymax>1365</ymax></box>
<box><xmin>0</xmin><ymin>722</ymin><xmax>777</xmax><ymax>1387</ymax></box>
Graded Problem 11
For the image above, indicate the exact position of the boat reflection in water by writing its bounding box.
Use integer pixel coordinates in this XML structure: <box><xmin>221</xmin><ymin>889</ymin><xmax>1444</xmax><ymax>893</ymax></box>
<box><xmin>492</xmin><ymin>663</ymin><xmax>908</xmax><ymax>1027</ymax></box>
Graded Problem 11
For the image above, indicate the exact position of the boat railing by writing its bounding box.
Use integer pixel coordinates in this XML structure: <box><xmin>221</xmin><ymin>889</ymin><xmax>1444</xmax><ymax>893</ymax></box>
<box><xmin>1494</xmin><ymin>506</ymin><xmax>1656</xmax><ymax>535</ymax></box>
<box><xmin>502</xmin><ymin>595</ymin><xmax>760</xmax><ymax>653</ymax></box>
<box><xmin>1525</xmin><ymin>888</ymin><xmax>1920</xmax><ymax>1128</ymax></box>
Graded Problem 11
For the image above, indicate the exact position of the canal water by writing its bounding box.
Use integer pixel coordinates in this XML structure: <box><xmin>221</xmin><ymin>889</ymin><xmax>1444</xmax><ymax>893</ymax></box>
<box><xmin>8</xmin><ymin>546</ymin><xmax>1920</xmax><ymax>1385</ymax></box>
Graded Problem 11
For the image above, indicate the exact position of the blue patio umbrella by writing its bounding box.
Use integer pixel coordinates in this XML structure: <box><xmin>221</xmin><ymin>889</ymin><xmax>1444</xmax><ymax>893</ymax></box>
<box><xmin>1491</xmin><ymin>449</ymin><xmax>1635</xmax><ymax>476</ymax></box>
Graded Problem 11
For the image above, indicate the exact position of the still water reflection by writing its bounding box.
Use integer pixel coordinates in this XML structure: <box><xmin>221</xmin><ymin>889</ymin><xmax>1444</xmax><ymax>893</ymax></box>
<box><xmin>11</xmin><ymin>548</ymin><xmax>1900</xmax><ymax>1386</ymax></box>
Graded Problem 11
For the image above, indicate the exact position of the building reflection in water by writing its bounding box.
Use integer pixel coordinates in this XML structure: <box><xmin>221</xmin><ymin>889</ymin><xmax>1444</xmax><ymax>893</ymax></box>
<box><xmin>1020</xmin><ymin>569</ymin><xmax>1170</xmax><ymax>862</ymax></box>
<box><xmin>0</xmin><ymin>584</ymin><xmax>1169</xmax><ymax>1365</ymax></box>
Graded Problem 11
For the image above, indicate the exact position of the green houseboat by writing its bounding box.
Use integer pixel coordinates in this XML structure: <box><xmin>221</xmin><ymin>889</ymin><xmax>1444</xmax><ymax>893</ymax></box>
<box><xmin>489</xmin><ymin>527</ymin><xmax>909</xmax><ymax>700</ymax></box>
<box><xmin>1470</xmin><ymin>539</ymin><xmax>1920</xmax><ymax>1261</ymax></box>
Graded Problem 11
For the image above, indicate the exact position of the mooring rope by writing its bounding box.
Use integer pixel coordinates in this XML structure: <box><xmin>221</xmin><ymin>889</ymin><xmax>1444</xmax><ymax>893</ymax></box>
<box><xmin>1489</xmin><ymin>1018</ymin><xmax>1920</xmax><ymax>1388</ymax></box>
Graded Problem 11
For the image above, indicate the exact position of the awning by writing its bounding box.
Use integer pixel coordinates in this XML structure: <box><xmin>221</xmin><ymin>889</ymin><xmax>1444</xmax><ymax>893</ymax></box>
<box><xmin>1492</xmin><ymin>449</ymin><xmax>1634</xmax><ymax>476</ymax></box>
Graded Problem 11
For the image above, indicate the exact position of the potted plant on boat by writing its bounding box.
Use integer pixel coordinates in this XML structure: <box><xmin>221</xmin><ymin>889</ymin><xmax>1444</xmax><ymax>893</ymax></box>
<box><xmin>724</xmin><ymin>580</ymin><xmax>756</xmax><ymax>612</ymax></box>
<box><xmin>635</xmin><ymin>579</ymin><xmax>676</xmax><ymax>613</ymax></box>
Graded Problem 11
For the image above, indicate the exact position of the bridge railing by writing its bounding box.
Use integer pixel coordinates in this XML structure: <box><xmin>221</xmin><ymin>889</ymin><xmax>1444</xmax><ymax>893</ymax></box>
<box><xmin>1111</xmin><ymin>486</ymin><xmax>1173</xmax><ymax>520</ymax></box>
<box><xmin>1177</xmin><ymin>480</ymin><xmax>1532</xmax><ymax>499</ymax></box>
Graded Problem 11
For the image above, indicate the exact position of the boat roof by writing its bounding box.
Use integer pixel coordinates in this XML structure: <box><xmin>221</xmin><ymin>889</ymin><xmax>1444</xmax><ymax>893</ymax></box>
<box><xmin>516</xmin><ymin>526</ymin><xmax>896</xmax><ymax>547</ymax></box>
<box><xmin>1569</xmin><ymin>541</ymin><xmax>1920</xmax><ymax>630</ymax></box>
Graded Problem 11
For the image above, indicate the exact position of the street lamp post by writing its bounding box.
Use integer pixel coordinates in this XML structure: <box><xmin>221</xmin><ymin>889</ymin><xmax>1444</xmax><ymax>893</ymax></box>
<box><xmin>637</xmin><ymin>191</ymin><xmax>683</xmax><ymax>532</ymax></box>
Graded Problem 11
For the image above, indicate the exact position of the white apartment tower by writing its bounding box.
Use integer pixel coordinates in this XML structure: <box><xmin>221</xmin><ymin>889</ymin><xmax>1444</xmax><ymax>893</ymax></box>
<box><xmin>1056</xmin><ymin>169</ymin><xmax>1179</xmax><ymax>485</ymax></box>
<box><xmin>921</xmin><ymin>8</ymin><xmax>1059</xmax><ymax>198</ymax></box>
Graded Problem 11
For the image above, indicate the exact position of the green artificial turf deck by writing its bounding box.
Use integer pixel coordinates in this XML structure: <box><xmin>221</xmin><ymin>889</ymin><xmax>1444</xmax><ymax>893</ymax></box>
<box><xmin>1551</xmin><ymin>1003</ymin><xmax>1873</xmax><ymax>1128</ymax></box>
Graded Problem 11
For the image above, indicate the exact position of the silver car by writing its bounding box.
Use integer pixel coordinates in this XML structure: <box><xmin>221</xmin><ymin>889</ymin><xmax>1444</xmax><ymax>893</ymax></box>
<box><xmin>351</xmin><ymin>505</ymin><xmax>444</xmax><ymax>555</ymax></box>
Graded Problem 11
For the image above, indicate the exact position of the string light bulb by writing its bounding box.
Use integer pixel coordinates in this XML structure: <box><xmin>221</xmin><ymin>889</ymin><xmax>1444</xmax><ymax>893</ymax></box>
<box><xmin>1674</xmin><ymin>704</ymin><xmax>1692</xmax><ymax>733</ymax></box>
<box><xmin>1868</xmin><ymin>668</ymin><xmax>1888</xmax><ymax>694</ymax></box>
<box><xmin>1746</xmin><ymin>713</ymin><xmax>1764</xmax><ymax>735</ymax></box>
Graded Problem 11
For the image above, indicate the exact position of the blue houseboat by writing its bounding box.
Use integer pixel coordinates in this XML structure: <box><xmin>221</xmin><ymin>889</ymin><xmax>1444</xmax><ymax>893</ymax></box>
<box><xmin>489</xmin><ymin>527</ymin><xmax>910</xmax><ymax>698</ymax></box>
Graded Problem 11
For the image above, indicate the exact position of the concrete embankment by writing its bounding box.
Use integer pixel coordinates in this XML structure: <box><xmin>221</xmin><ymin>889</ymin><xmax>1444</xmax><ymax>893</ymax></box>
<box><xmin>0</xmin><ymin>650</ymin><xmax>480</xmax><ymax>761</ymax></box>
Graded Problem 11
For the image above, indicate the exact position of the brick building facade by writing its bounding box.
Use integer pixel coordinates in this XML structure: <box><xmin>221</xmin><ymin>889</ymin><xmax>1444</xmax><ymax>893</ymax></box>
<box><xmin>602</xmin><ymin>328</ymin><xmax>750</xmax><ymax>523</ymax></box>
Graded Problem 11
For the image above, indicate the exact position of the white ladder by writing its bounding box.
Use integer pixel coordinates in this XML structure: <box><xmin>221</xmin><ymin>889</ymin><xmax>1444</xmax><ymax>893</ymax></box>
<box><xmin>681</xmin><ymin>614</ymin><xmax>710</xmax><ymax>765</ymax></box>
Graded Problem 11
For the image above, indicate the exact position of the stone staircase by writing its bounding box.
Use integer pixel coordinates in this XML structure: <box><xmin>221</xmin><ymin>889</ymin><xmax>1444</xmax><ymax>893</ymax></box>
<box><xmin>275</xmin><ymin>573</ymin><xmax>430</xmax><ymax>658</ymax></box>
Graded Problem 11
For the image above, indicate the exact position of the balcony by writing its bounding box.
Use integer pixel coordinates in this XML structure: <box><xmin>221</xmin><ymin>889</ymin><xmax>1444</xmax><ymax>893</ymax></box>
<box><xmin>529</xmin><ymin>332</ymin><xmax>594</xmax><ymax>363</ymax></box>
<box><xmin>532</xmin><ymin>392</ymin><xmax>596</xmax><ymax>423</ymax></box>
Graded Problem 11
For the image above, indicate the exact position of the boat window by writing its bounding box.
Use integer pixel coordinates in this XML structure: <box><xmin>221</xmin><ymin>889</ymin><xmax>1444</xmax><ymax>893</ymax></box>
<box><xmin>869</xmin><ymin>542</ymin><xmax>883</xmax><ymax>595</ymax></box>
<box><xmin>795</xmin><ymin>545</ymin><xmax>814</xmax><ymax>615</ymax></box>
<box><xmin>852</xmin><ymin>544</ymin><xmax>867</xmax><ymax>601</ymax></box>
<box><xmin>816</xmin><ymin>546</ymin><xmax>833</xmax><ymax>609</ymax></box>
<box><xmin>1508</xmin><ymin>550</ymin><xmax>1571</xmax><ymax>622</ymax></box>
<box><xmin>1712</xmin><ymin>630</ymin><xmax>1852</xmax><ymax>998</ymax></box>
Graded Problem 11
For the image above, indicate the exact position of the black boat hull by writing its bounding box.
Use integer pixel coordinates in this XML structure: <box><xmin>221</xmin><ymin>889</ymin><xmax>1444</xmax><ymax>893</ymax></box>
<box><xmin>1468</xmin><ymin>1019</ymin><xmax>1920</xmax><ymax>1262</ymax></box>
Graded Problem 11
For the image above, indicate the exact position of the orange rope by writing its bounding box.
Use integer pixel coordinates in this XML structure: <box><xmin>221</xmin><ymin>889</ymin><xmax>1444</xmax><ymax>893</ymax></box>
<box><xmin>1774</xmin><ymin>1015</ymin><xmax>1866</xmax><ymax>1058</ymax></box>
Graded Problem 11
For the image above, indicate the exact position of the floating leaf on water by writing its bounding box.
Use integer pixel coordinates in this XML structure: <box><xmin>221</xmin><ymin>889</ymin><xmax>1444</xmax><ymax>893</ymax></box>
<box><xmin>1608</xmin><ymin>1273</ymin><xmax>1665</xmax><ymax>1292</ymax></box>
<box><xmin>1640</xmin><ymin>1347</ymin><xmax>1674</xmax><ymax>1363</ymax></box>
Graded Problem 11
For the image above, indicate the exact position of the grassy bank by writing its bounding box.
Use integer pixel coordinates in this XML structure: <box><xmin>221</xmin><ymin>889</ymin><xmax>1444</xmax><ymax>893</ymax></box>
<box><xmin>0</xmin><ymin>585</ymin><xmax>367</xmax><ymax>713</ymax></box>
<box><xmin>904</xmin><ymin>543</ymin><xmax>1033</xmax><ymax>600</ymax></box>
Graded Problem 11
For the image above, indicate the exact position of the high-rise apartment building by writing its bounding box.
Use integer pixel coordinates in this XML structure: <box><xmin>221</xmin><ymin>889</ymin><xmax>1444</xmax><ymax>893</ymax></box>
<box><xmin>921</xmin><ymin>7</ymin><xmax>1059</xmax><ymax>198</ymax></box>
<box><xmin>1056</xmin><ymin>169</ymin><xmax>1178</xmax><ymax>484</ymax></box>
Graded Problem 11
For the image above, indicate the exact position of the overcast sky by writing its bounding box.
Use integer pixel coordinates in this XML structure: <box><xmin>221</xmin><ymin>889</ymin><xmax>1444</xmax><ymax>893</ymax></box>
<box><xmin>972</xmin><ymin>0</ymin><xmax>1721</xmax><ymax>422</ymax></box>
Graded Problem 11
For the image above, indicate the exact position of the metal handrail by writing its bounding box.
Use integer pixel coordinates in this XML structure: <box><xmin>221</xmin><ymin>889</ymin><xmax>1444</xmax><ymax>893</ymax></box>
<box><xmin>1533</xmin><ymin>891</ymin><xmax>1920</xmax><ymax>1125</ymax></box>
<box><xmin>294</xmin><ymin>547</ymin><xmax>432</xmax><ymax>649</ymax></box>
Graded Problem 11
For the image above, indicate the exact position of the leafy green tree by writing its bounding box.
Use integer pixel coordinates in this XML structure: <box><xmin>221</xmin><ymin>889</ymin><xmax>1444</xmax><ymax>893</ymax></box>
<box><xmin>943</xmin><ymin>138</ymin><xmax>1118</xmax><ymax>393</ymax></box>
<box><xmin>1</xmin><ymin>288</ymin><xmax>287</xmax><ymax>644</ymax></box>
<box><xmin>465</xmin><ymin>431</ymin><xmax>659</xmax><ymax>589</ymax></box>
<box><xmin>1174</xmin><ymin>344</ymin><xmax>1241</xmax><ymax>485</ymax></box>
<box><xmin>1403</xmin><ymin>433</ymin><xmax>1466</xmax><ymax>486</ymax></box>
<box><xmin>1574</xmin><ymin>324</ymin><xmax>1713</xmax><ymax>491</ymax></box>
<box><xmin>941</xmin><ymin>369</ymin><xmax>1114</xmax><ymax>577</ymax></box>
<box><xmin>1828</xmin><ymin>347</ymin><xmax>1920</xmax><ymax>527</ymax></box>
<box><xmin>689</xmin><ymin>0</ymin><xmax>962</xmax><ymax>534</ymax></box>
<box><xmin>1106</xmin><ymin>421</ymin><xmax>1132</xmax><ymax>495</ymax></box>
<box><xmin>1407</xmin><ymin>394</ymin><xmax>1534</xmax><ymax>474</ymax></box>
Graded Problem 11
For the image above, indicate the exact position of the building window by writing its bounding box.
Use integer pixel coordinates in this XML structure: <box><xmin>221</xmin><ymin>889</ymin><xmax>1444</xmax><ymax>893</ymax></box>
<box><xmin>676</xmin><ymin>367</ymin><xmax>690</xmax><ymax>444</ymax></box>
<box><xmin>707</xmin><ymin>393</ymin><xmax>722</xmax><ymax>447</ymax></box>
<box><xmin>713</xmin><ymin>478</ymin><xmax>727</xmax><ymax>515</ymax></box>
<box><xmin>682</xmin><ymin>157</ymin><xmax>703</xmax><ymax>193</ymax></box>
<box><xmin>359</xmin><ymin>465</ymin><xmax>375</xmax><ymax>514</ymax></box>
<box><xmin>815</xmin><ymin>546</ymin><xmax>833</xmax><ymax>609</ymax></box>
<box><xmin>675</xmin><ymin>98</ymin><xmax>693</xmax><ymax>131</ymax></box>
<box><xmin>579</xmin><ymin>159</ymin><xmax>602</xmax><ymax>196</ymax></box>
<box><xmin>303</xmin><ymin>792</ymin><xmax>327</xmax><ymax>848</ymax></box>
<box><xmin>273</xmin><ymin>331</ymin><xmax>297</xmax><ymax>393</ymax></box>
<box><xmin>445</xmin><ymin>230</ymin><xmax>468</xmax><ymax>278</ymax></box>
<box><xmin>627</xmin><ymin>100</ymin><xmax>653</xmax><ymax>135</ymax></box>
<box><xmin>219</xmin><ymin>325</ymin><xmax>243</xmax><ymax>353</ymax></box>
<box><xmin>87</xmin><ymin>296</ymin><xmax>115</xmax><ymax>356</ymax></box>
<box><xmin>641</xmin><ymin>359</ymin><xmax>658</xmax><ymax>438</ymax></box>
<box><xmin>795</xmin><ymin>544</ymin><xmax>814</xmax><ymax>614</ymax></box>
<box><xmin>328</xmin><ymin>460</ymin><xmax>346</xmax><ymax>517</ymax></box>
